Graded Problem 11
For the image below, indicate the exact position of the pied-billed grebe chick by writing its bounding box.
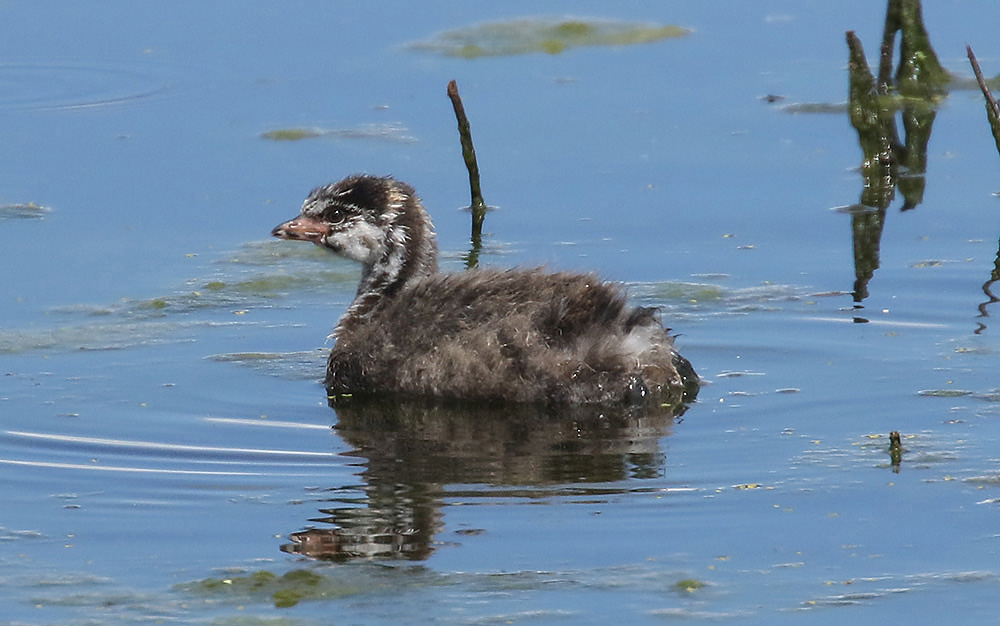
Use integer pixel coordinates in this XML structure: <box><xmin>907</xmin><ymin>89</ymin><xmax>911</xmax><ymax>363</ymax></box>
<box><xmin>271</xmin><ymin>174</ymin><xmax>697</xmax><ymax>405</ymax></box>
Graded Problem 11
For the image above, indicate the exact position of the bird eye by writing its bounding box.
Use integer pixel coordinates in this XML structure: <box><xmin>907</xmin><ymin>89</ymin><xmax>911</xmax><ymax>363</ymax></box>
<box><xmin>325</xmin><ymin>207</ymin><xmax>347</xmax><ymax>223</ymax></box>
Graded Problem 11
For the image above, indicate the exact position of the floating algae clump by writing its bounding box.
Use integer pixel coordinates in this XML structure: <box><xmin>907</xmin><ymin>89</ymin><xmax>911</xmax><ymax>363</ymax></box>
<box><xmin>261</xmin><ymin>124</ymin><xmax>416</xmax><ymax>143</ymax></box>
<box><xmin>261</xmin><ymin>128</ymin><xmax>325</xmax><ymax>141</ymax></box>
<box><xmin>179</xmin><ymin>568</ymin><xmax>352</xmax><ymax>609</ymax></box>
<box><xmin>673</xmin><ymin>578</ymin><xmax>707</xmax><ymax>592</ymax></box>
<box><xmin>410</xmin><ymin>17</ymin><xmax>690</xmax><ymax>58</ymax></box>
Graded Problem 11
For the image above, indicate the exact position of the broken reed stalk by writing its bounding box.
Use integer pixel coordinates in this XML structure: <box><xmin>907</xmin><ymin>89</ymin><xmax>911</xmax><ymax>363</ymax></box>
<box><xmin>966</xmin><ymin>45</ymin><xmax>1000</xmax><ymax>159</ymax></box>
<box><xmin>447</xmin><ymin>80</ymin><xmax>488</xmax><ymax>245</ymax></box>
<box><xmin>967</xmin><ymin>46</ymin><xmax>998</xmax><ymax>109</ymax></box>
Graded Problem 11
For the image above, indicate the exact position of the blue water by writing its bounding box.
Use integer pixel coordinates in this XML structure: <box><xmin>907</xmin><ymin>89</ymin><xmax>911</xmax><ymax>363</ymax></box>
<box><xmin>3</xmin><ymin>1</ymin><xmax>1000</xmax><ymax>624</ymax></box>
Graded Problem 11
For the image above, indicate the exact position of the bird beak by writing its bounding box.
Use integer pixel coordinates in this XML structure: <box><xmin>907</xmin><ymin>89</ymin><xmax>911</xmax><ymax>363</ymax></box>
<box><xmin>271</xmin><ymin>215</ymin><xmax>329</xmax><ymax>244</ymax></box>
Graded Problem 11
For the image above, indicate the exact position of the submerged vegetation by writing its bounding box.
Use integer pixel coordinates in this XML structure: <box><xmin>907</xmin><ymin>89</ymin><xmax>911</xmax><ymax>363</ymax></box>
<box><xmin>0</xmin><ymin>242</ymin><xmax>356</xmax><ymax>354</ymax></box>
<box><xmin>409</xmin><ymin>17</ymin><xmax>690</xmax><ymax>59</ymax></box>
<box><xmin>261</xmin><ymin>123</ymin><xmax>416</xmax><ymax>143</ymax></box>
<box><xmin>178</xmin><ymin>568</ymin><xmax>352</xmax><ymax>608</ymax></box>
<box><xmin>673</xmin><ymin>578</ymin><xmax>707</xmax><ymax>592</ymax></box>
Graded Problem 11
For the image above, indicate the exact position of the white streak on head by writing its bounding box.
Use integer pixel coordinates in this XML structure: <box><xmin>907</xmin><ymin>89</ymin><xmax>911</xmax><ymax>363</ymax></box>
<box><xmin>321</xmin><ymin>216</ymin><xmax>385</xmax><ymax>265</ymax></box>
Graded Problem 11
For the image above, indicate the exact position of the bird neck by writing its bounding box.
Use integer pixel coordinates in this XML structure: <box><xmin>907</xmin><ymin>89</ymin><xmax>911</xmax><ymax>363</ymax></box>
<box><xmin>344</xmin><ymin>203</ymin><xmax>438</xmax><ymax>323</ymax></box>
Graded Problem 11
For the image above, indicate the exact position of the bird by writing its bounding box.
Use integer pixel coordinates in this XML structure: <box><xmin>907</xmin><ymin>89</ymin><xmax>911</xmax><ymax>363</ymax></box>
<box><xmin>271</xmin><ymin>174</ymin><xmax>697</xmax><ymax>406</ymax></box>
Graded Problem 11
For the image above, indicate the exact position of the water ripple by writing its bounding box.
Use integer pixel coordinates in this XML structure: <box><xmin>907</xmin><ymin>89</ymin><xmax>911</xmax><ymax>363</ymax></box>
<box><xmin>5</xmin><ymin>430</ymin><xmax>336</xmax><ymax>459</ymax></box>
<box><xmin>0</xmin><ymin>62</ymin><xmax>171</xmax><ymax>111</ymax></box>
<box><xmin>0</xmin><ymin>428</ymin><xmax>340</xmax><ymax>477</ymax></box>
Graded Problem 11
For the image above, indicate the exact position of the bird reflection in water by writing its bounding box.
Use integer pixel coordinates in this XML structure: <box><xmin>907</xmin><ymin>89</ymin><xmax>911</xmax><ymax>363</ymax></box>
<box><xmin>281</xmin><ymin>391</ymin><xmax>695</xmax><ymax>561</ymax></box>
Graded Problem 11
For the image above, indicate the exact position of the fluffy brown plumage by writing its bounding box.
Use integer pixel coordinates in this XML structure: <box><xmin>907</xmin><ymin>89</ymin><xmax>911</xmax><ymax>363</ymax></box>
<box><xmin>271</xmin><ymin>175</ymin><xmax>697</xmax><ymax>405</ymax></box>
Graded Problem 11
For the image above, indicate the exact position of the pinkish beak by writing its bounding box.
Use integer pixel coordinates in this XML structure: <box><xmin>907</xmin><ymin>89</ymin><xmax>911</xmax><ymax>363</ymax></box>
<box><xmin>271</xmin><ymin>215</ymin><xmax>330</xmax><ymax>244</ymax></box>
